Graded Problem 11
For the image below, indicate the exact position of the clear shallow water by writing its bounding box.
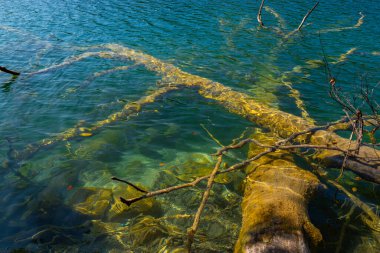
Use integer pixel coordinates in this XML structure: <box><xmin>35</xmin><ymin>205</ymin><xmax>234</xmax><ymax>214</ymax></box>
<box><xmin>0</xmin><ymin>0</ymin><xmax>379</xmax><ymax>252</ymax></box>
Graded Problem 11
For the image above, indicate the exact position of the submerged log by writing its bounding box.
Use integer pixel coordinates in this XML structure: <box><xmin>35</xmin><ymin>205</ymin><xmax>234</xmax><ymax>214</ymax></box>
<box><xmin>102</xmin><ymin>44</ymin><xmax>380</xmax><ymax>183</ymax></box>
<box><xmin>235</xmin><ymin>133</ymin><xmax>322</xmax><ymax>253</ymax></box>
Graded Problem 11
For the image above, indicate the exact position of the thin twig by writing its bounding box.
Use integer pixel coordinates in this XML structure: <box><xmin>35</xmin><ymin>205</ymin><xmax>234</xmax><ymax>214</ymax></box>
<box><xmin>335</xmin><ymin>204</ymin><xmax>355</xmax><ymax>253</ymax></box>
<box><xmin>337</xmin><ymin>129</ymin><xmax>354</xmax><ymax>180</ymax></box>
<box><xmin>187</xmin><ymin>155</ymin><xmax>223</xmax><ymax>251</ymax></box>
<box><xmin>297</xmin><ymin>1</ymin><xmax>319</xmax><ymax>31</ymax></box>
<box><xmin>200</xmin><ymin>124</ymin><xmax>224</xmax><ymax>147</ymax></box>
<box><xmin>215</xmin><ymin>138</ymin><xmax>254</xmax><ymax>156</ymax></box>
<box><xmin>327</xmin><ymin>179</ymin><xmax>380</xmax><ymax>232</ymax></box>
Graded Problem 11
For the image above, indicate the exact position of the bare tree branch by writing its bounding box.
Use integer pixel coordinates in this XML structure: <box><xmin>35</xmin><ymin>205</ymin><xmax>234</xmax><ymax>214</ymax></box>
<box><xmin>111</xmin><ymin>177</ymin><xmax>148</xmax><ymax>193</ymax></box>
<box><xmin>257</xmin><ymin>0</ymin><xmax>265</xmax><ymax>27</ymax></box>
<box><xmin>297</xmin><ymin>1</ymin><xmax>319</xmax><ymax>31</ymax></box>
<box><xmin>187</xmin><ymin>155</ymin><xmax>223</xmax><ymax>251</ymax></box>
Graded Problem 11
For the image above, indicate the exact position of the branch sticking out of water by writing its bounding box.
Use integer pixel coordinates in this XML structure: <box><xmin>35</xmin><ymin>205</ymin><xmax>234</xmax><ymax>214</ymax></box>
<box><xmin>297</xmin><ymin>1</ymin><xmax>319</xmax><ymax>31</ymax></box>
<box><xmin>0</xmin><ymin>66</ymin><xmax>20</xmax><ymax>75</ymax></box>
<box><xmin>257</xmin><ymin>0</ymin><xmax>265</xmax><ymax>27</ymax></box>
<box><xmin>283</xmin><ymin>1</ymin><xmax>319</xmax><ymax>38</ymax></box>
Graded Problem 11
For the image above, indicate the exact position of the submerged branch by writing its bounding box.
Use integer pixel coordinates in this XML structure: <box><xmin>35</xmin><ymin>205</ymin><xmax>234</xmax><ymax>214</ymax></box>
<box><xmin>27</xmin><ymin>51</ymin><xmax>117</xmax><ymax>76</ymax></box>
<box><xmin>7</xmin><ymin>44</ymin><xmax>380</xmax><ymax>183</ymax></box>
<box><xmin>115</xmin><ymin>135</ymin><xmax>378</xmax><ymax>207</ymax></box>
<box><xmin>200</xmin><ymin>123</ymin><xmax>225</xmax><ymax>147</ymax></box>
<box><xmin>264</xmin><ymin>6</ymin><xmax>286</xmax><ymax>31</ymax></box>
<box><xmin>327</xmin><ymin>179</ymin><xmax>380</xmax><ymax>232</ymax></box>
<box><xmin>319</xmin><ymin>12</ymin><xmax>365</xmax><ymax>33</ymax></box>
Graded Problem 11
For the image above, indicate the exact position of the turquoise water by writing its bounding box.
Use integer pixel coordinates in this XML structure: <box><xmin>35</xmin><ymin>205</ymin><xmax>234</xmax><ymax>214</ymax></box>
<box><xmin>0</xmin><ymin>0</ymin><xmax>379</xmax><ymax>252</ymax></box>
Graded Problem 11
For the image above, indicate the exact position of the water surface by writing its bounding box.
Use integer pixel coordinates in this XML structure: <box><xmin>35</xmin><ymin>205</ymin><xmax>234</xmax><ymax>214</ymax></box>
<box><xmin>0</xmin><ymin>0</ymin><xmax>379</xmax><ymax>252</ymax></box>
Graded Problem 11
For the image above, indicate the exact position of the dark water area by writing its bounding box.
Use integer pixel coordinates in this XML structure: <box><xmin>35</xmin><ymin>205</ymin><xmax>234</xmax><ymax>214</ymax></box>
<box><xmin>0</xmin><ymin>0</ymin><xmax>379</xmax><ymax>252</ymax></box>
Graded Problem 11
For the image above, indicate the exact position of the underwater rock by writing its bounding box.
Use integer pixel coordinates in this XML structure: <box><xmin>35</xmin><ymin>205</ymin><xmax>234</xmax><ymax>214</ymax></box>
<box><xmin>153</xmin><ymin>169</ymin><xmax>180</xmax><ymax>189</ymax></box>
<box><xmin>78</xmin><ymin>161</ymin><xmax>114</xmax><ymax>188</ymax></box>
<box><xmin>68</xmin><ymin>187</ymin><xmax>113</xmax><ymax>219</ymax></box>
<box><xmin>127</xmin><ymin>215</ymin><xmax>186</xmax><ymax>251</ymax></box>
<box><xmin>77</xmin><ymin>129</ymin><xmax>126</xmax><ymax>163</ymax></box>
<box><xmin>107</xmin><ymin>184</ymin><xmax>162</xmax><ymax>222</ymax></box>
<box><xmin>169</xmin><ymin>152</ymin><xmax>235</xmax><ymax>184</ymax></box>
<box><xmin>163</xmin><ymin>123</ymin><xmax>180</xmax><ymax>137</ymax></box>
<box><xmin>86</xmin><ymin>220</ymin><xmax>131</xmax><ymax>251</ymax></box>
<box><xmin>66</xmin><ymin>184</ymin><xmax>162</xmax><ymax>222</ymax></box>
<box><xmin>129</xmin><ymin>216</ymin><xmax>169</xmax><ymax>247</ymax></box>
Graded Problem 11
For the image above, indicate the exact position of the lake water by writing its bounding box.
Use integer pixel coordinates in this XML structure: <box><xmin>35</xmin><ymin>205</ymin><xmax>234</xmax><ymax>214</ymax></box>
<box><xmin>0</xmin><ymin>0</ymin><xmax>379</xmax><ymax>252</ymax></box>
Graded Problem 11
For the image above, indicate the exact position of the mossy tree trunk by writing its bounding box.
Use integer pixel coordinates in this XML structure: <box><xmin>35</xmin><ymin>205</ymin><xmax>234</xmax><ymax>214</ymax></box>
<box><xmin>235</xmin><ymin>133</ymin><xmax>322</xmax><ymax>253</ymax></box>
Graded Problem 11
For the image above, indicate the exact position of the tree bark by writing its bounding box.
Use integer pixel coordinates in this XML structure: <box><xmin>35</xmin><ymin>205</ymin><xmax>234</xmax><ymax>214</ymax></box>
<box><xmin>235</xmin><ymin>134</ymin><xmax>322</xmax><ymax>253</ymax></box>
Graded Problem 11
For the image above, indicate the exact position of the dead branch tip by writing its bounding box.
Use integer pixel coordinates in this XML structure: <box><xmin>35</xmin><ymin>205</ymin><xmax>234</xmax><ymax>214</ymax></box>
<box><xmin>111</xmin><ymin>176</ymin><xmax>148</xmax><ymax>193</ymax></box>
<box><xmin>297</xmin><ymin>1</ymin><xmax>319</xmax><ymax>31</ymax></box>
<box><xmin>257</xmin><ymin>0</ymin><xmax>265</xmax><ymax>27</ymax></box>
<box><xmin>0</xmin><ymin>66</ymin><xmax>20</xmax><ymax>75</ymax></box>
<box><xmin>120</xmin><ymin>196</ymin><xmax>144</xmax><ymax>206</ymax></box>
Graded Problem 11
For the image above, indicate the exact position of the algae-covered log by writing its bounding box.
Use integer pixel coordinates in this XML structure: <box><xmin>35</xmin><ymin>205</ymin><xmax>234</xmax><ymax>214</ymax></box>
<box><xmin>12</xmin><ymin>44</ymin><xmax>379</xmax><ymax>182</ymax></box>
<box><xmin>103</xmin><ymin>44</ymin><xmax>380</xmax><ymax>183</ymax></box>
<box><xmin>235</xmin><ymin>134</ymin><xmax>322</xmax><ymax>253</ymax></box>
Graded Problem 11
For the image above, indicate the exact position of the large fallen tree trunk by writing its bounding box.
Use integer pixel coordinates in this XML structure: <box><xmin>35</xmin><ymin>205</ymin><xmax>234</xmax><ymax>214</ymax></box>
<box><xmin>235</xmin><ymin>133</ymin><xmax>322</xmax><ymax>253</ymax></box>
<box><xmin>10</xmin><ymin>45</ymin><xmax>377</xmax><ymax>251</ymax></box>
<box><xmin>9</xmin><ymin>44</ymin><xmax>379</xmax><ymax>183</ymax></box>
<box><xmin>103</xmin><ymin>44</ymin><xmax>380</xmax><ymax>183</ymax></box>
